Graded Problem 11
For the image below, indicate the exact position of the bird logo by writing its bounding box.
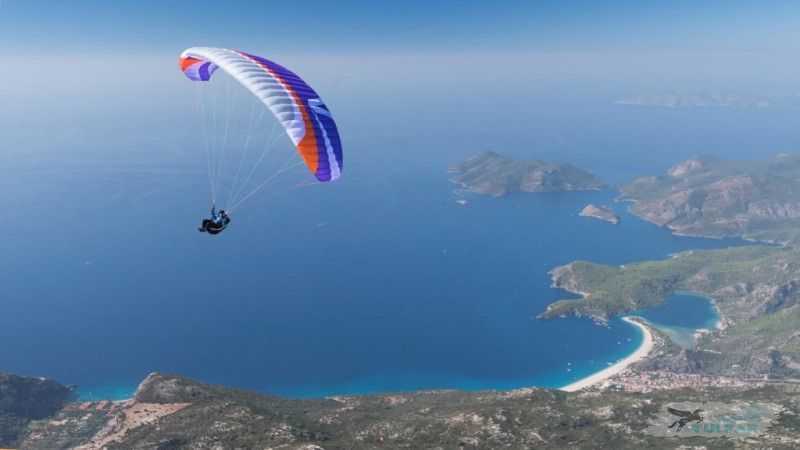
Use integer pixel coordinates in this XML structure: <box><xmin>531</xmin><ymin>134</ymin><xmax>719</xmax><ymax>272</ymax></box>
<box><xmin>666</xmin><ymin>407</ymin><xmax>704</xmax><ymax>431</ymax></box>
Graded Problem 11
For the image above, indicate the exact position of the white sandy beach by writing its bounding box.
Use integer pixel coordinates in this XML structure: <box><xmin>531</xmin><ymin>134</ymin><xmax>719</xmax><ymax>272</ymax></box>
<box><xmin>560</xmin><ymin>316</ymin><xmax>654</xmax><ymax>392</ymax></box>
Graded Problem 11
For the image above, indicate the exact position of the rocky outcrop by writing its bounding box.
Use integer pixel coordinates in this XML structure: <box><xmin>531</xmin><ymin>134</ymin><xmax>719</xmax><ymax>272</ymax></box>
<box><xmin>579</xmin><ymin>204</ymin><xmax>619</xmax><ymax>224</ymax></box>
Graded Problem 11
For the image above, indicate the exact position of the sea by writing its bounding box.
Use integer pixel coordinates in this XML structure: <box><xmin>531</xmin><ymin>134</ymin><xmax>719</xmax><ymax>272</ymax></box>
<box><xmin>1</xmin><ymin>89</ymin><xmax>798</xmax><ymax>401</ymax></box>
<box><xmin>630</xmin><ymin>291</ymin><xmax>723</xmax><ymax>349</ymax></box>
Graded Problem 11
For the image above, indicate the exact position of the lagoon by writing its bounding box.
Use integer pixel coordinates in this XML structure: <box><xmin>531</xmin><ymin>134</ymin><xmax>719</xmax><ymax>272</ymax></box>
<box><xmin>630</xmin><ymin>291</ymin><xmax>723</xmax><ymax>349</ymax></box>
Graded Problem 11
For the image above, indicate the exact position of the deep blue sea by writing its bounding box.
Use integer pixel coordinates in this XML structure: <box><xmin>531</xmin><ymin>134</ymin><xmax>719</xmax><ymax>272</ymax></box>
<box><xmin>1</xmin><ymin>97</ymin><xmax>795</xmax><ymax>400</ymax></box>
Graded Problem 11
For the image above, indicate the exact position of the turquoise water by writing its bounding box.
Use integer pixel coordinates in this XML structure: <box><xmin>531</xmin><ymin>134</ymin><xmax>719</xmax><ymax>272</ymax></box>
<box><xmin>75</xmin><ymin>385</ymin><xmax>138</xmax><ymax>402</ymax></box>
<box><xmin>629</xmin><ymin>291</ymin><xmax>722</xmax><ymax>348</ymax></box>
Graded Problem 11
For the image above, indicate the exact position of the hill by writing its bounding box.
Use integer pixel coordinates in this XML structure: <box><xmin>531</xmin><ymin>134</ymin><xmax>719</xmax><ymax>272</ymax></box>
<box><xmin>540</xmin><ymin>246</ymin><xmax>800</xmax><ymax>380</ymax></box>
<box><xmin>14</xmin><ymin>372</ymin><xmax>800</xmax><ymax>449</ymax></box>
<box><xmin>0</xmin><ymin>373</ymin><xmax>73</xmax><ymax>447</ymax></box>
<box><xmin>619</xmin><ymin>154</ymin><xmax>800</xmax><ymax>244</ymax></box>
<box><xmin>449</xmin><ymin>151</ymin><xmax>610</xmax><ymax>196</ymax></box>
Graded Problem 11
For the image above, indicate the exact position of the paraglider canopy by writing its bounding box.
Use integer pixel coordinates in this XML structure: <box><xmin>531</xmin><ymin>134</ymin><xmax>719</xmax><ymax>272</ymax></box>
<box><xmin>179</xmin><ymin>47</ymin><xmax>343</xmax><ymax>183</ymax></box>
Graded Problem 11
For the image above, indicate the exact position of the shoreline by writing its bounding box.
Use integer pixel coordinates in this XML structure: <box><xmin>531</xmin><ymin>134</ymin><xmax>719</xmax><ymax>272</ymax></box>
<box><xmin>560</xmin><ymin>316</ymin><xmax>654</xmax><ymax>392</ymax></box>
<box><xmin>75</xmin><ymin>318</ymin><xmax>656</xmax><ymax>401</ymax></box>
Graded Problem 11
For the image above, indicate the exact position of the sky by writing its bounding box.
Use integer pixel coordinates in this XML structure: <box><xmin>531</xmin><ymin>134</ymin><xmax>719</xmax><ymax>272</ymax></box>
<box><xmin>1</xmin><ymin>0</ymin><xmax>798</xmax><ymax>191</ymax></box>
<box><xmin>1</xmin><ymin>1</ymin><xmax>800</xmax><ymax>80</ymax></box>
<box><xmin>2</xmin><ymin>1</ymin><xmax>800</xmax><ymax>103</ymax></box>
<box><xmin>1</xmin><ymin>1</ymin><xmax>800</xmax><ymax>55</ymax></box>
<box><xmin>1</xmin><ymin>1</ymin><xmax>800</xmax><ymax>175</ymax></box>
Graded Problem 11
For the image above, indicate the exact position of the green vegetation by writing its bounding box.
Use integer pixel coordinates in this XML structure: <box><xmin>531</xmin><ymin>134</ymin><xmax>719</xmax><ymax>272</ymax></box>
<box><xmin>449</xmin><ymin>151</ymin><xmax>610</xmax><ymax>196</ymax></box>
<box><xmin>619</xmin><ymin>154</ymin><xmax>800</xmax><ymax>244</ymax></box>
<box><xmin>23</xmin><ymin>408</ymin><xmax>111</xmax><ymax>449</ymax></box>
<box><xmin>542</xmin><ymin>246</ymin><xmax>800</xmax><ymax>379</ymax></box>
<box><xmin>17</xmin><ymin>373</ymin><xmax>800</xmax><ymax>449</ymax></box>
<box><xmin>0</xmin><ymin>373</ymin><xmax>73</xmax><ymax>447</ymax></box>
<box><xmin>544</xmin><ymin>246</ymin><xmax>797</xmax><ymax>319</ymax></box>
<box><xmin>696</xmin><ymin>304</ymin><xmax>800</xmax><ymax>378</ymax></box>
<box><xmin>0</xmin><ymin>411</ymin><xmax>27</xmax><ymax>447</ymax></box>
<box><xmin>722</xmin><ymin>304</ymin><xmax>800</xmax><ymax>360</ymax></box>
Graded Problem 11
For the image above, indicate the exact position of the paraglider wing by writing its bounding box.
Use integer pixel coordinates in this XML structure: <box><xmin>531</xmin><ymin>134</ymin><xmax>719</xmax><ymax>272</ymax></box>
<box><xmin>179</xmin><ymin>47</ymin><xmax>343</xmax><ymax>182</ymax></box>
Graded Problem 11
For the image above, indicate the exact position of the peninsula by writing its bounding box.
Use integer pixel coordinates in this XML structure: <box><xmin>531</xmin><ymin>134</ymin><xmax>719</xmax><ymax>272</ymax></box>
<box><xmin>448</xmin><ymin>151</ymin><xmax>610</xmax><ymax>196</ymax></box>
<box><xmin>619</xmin><ymin>153</ymin><xmax>800</xmax><ymax>244</ymax></box>
<box><xmin>540</xmin><ymin>245</ymin><xmax>800</xmax><ymax>383</ymax></box>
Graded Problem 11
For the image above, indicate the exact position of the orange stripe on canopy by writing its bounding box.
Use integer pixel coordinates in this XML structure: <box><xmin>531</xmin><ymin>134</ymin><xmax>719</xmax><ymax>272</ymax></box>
<box><xmin>179</xmin><ymin>56</ymin><xmax>203</xmax><ymax>71</ymax></box>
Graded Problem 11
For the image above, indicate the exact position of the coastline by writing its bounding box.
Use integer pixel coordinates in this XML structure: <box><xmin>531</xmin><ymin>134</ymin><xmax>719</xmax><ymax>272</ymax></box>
<box><xmin>75</xmin><ymin>319</ymin><xmax>658</xmax><ymax>400</ymax></box>
<box><xmin>560</xmin><ymin>316</ymin><xmax>653</xmax><ymax>392</ymax></box>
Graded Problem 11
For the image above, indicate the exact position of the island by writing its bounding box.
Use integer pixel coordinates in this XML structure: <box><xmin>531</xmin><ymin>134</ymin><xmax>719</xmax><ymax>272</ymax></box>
<box><xmin>6</xmin><ymin>371</ymin><xmax>799</xmax><ymax>448</ymax></box>
<box><xmin>619</xmin><ymin>153</ymin><xmax>800</xmax><ymax>244</ymax></box>
<box><xmin>578</xmin><ymin>204</ymin><xmax>619</xmax><ymax>224</ymax></box>
<box><xmin>615</xmin><ymin>91</ymin><xmax>772</xmax><ymax>108</ymax></box>
<box><xmin>448</xmin><ymin>151</ymin><xmax>610</xmax><ymax>196</ymax></box>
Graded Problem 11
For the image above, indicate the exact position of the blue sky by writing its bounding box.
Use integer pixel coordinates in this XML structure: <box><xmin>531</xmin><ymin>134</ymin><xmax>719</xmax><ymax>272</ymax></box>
<box><xmin>2</xmin><ymin>0</ymin><xmax>800</xmax><ymax>55</ymax></box>
<box><xmin>1</xmin><ymin>0</ymin><xmax>798</xmax><ymax>97</ymax></box>
<box><xmin>1</xmin><ymin>0</ymin><xmax>799</xmax><ymax>161</ymax></box>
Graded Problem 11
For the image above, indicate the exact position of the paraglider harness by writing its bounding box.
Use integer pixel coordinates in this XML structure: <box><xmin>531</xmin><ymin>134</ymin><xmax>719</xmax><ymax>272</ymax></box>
<box><xmin>199</xmin><ymin>205</ymin><xmax>230</xmax><ymax>235</ymax></box>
